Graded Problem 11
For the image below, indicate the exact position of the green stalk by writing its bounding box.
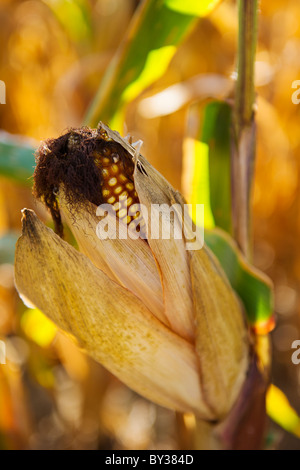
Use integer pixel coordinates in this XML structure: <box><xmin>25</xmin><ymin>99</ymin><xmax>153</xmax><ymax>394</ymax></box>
<box><xmin>227</xmin><ymin>0</ymin><xmax>272</xmax><ymax>450</ymax></box>
<box><xmin>234</xmin><ymin>0</ymin><xmax>258</xmax><ymax>140</ymax></box>
<box><xmin>231</xmin><ymin>0</ymin><xmax>258</xmax><ymax>260</ymax></box>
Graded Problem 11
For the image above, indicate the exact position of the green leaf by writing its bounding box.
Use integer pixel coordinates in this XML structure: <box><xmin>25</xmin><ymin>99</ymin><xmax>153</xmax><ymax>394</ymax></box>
<box><xmin>205</xmin><ymin>227</ymin><xmax>274</xmax><ymax>334</ymax></box>
<box><xmin>183</xmin><ymin>136</ymin><xmax>216</xmax><ymax>229</ymax></box>
<box><xmin>201</xmin><ymin>101</ymin><xmax>233</xmax><ymax>234</ymax></box>
<box><xmin>165</xmin><ymin>0</ymin><xmax>221</xmax><ymax>16</ymax></box>
<box><xmin>0</xmin><ymin>133</ymin><xmax>36</xmax><ymax>186</ymax></box>
<box><xmin>85</xmin><ymin>0</ymin><xmax>222</xmax><ymax>129</ymax></box>
<box><xmin>42</xmin><ymin>0</ymin><xmax>93</xmax><ymax>45</ymax></box>
<box><xmin>0</xmin><ymin>232</ymin><xmax>20</xmax><ymax>264</ymax></box>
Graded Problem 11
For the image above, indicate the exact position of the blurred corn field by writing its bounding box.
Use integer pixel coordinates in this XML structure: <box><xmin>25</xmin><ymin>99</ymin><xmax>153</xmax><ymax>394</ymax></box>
<box><xmin>0</xmin><ymin>0</ymin><xmax>300</xmax><ymax>450</ymax></box>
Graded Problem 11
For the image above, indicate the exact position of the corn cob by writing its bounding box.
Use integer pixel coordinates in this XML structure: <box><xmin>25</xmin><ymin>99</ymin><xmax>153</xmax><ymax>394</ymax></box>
<box><xmin>96</xmin><ymin>146</ymin><xmax>145</xmax><ymax>236</ymax></box>
<box><xmin>33</xmin><ymin>127</ymin><xmax>147</xmax><ymax>238</ymax></box>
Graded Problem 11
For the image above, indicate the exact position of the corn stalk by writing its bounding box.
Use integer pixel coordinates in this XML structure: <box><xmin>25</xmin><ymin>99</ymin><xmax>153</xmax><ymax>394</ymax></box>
<box><xmin>11</xmin><ymin>0</ymin><xmax>274</xmax><ymax>451</ymax></box>
<box><xmin>224</xmin><ymin>0</ymin><xmax>271</xmax><ymax>450</ymax></box>
<box><xmin>232</xmin><ymin>0</ymin><xmax>258</xmax><ymax>260</ymax></box>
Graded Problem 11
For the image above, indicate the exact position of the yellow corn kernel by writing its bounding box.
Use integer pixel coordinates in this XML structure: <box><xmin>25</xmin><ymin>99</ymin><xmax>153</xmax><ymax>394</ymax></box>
<box><xmin>119</xmin><ymin>174</ymin><xmax>128</xmax><ymax>183</ymax></box>
<box><xmin>111</xmin><ymin>164</ymin><xmax>119</xmax><ymax>174</ymax></box>
<box><xmin>126</xmin><ymin>182</ymin><xmax>134</xmax><ymax>191</ymax></box>
<box><xmin>114</xmin><ymin>186</ymin><xmax>123</xmax><ymax>195</ymax></box>
<box><xmin>108</xmin><ymin>177</ymin><xmax>117</xmax><ymax>187</ymax></box>
<box><xmin>117</xmin><ymin>208</ymin><xmax>127</xmax><ymax>219</ymax></box>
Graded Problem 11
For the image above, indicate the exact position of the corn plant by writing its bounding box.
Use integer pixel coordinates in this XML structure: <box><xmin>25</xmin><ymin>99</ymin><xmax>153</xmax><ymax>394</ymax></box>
<box><xmin>0</xmin><ymin>0</ymin><xmax>298</xmax><ymax>450</ymax></box>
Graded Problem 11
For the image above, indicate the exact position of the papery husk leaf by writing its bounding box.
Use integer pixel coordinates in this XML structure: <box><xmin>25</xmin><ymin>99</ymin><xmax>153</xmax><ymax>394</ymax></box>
<box><xmin>96</xmin><ymin>123</ymin><xmax>250</xmax><ymax>416</ymax></box>
<box><xmin>133</xmin><ymin>155</ymin><xmax>195</xmax><ymax>342</ymax></box>
<box><xmin>59</xmin><ymin>192</ymin><xmax>167</xmax><ymax>325</ymax></box>
<box><xmin>134</xmin><ymin>155</ymin><xmax>249</xmax><ymax>418</ymax></box>
<box><xmin>171</xmin><ymin>197</ymin><xmax>250</xmax><ymax>418</ymax></box>
<box><xmin>14</xmin><ymin>209</ymin><xmax>213</xmax><ymax>418</ymax></box>
<box><xmin>174</xmin><ymin>196</ymin><xmax>250</xmax><ymax>418</ymax></box>
<box><xmin>189</xmin><ymin>247</ymin><xmax>249</xmax><ymax>418</ymax></box>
